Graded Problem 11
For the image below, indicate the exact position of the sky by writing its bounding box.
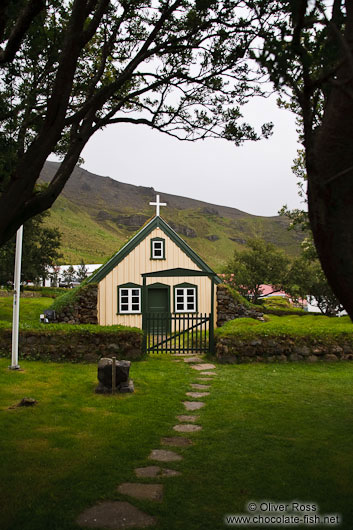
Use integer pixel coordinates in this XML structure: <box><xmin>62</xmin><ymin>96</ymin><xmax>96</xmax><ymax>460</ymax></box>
<box><xmin>64</xmin><ymin>95</ymin><xmax>304</xmax><ymax>218</ymax></box>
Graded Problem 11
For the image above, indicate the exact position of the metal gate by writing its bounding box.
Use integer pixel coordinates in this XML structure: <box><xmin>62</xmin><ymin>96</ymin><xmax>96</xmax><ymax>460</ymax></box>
<box><xmin>144</xmin><ymin>312</ymin><xmax>213</xmax><ymax>354</ymax></box>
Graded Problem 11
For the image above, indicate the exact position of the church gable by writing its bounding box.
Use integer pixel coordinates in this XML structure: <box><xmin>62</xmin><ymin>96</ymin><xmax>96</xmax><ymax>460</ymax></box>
<box><xmin>88</xmin><ymin>215</ymin><xmax>219</xmax><ymax>285</ymax></box>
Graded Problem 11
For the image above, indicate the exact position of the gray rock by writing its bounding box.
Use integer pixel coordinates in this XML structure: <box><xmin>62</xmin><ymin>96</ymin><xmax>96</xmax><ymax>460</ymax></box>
<box><xmin>324</xmin><ymin>353</ymin><xmax>338</xmax><ymax>361</ymax></box>
<box><xmin>117</xmin><ymin>483</ymin><xmax>163</xmax><ymax>502</ymax></box>
<box><xmin>76</xmin><ymin>501</ymin><xmax>156</xmax><ymax>528</ymax></box>
<box><xmin>97</xmin><ymin>358</ymin><xmax>130</xmax><ymax>388</ymax></box>
<box><xmin>118</xmin><ymin>380</ymin><xmax>134</xmax><ymax>393</ymax></box>
<box><xmin>148</xmin><ymin>449</ymin><xmax>183</xmax><ymax>462</ymax></box>
<box><xmin>289</xmin><ymin>353</ymin><xmax>302</xmax><ymax>362</ymax></box>
<box><xmin>295</xmin><ymin>345</ymin><xmax>310</xmax><ymax>356</ymax></box>
<box><xmin>307</xmin><ymin>355</ymin><xmax>319</xmax><ymax>362</ymax></box>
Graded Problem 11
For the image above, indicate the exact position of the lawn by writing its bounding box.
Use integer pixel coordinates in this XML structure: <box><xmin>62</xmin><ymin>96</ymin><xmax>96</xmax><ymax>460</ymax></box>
<box><xmin>1</xmin><ymin>357</ymin><xmax>353</xmax><ymax>530</ymax></box>
<box><xmin>216</xmin><ymin>313</ymin><xmax>353</xmax><ymax>339</ymax></box>
<box><xmin>0</xmin><ymin>296</ymin><xmax>53</xmax><ymax>326</ymax></box>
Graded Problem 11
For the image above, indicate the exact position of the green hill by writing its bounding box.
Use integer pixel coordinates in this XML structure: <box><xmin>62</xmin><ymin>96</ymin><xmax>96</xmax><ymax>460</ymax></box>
<box><xmin>41</xmin><ymin>161</ymin><xmax>302</xmax><ymax>270</ymax></box>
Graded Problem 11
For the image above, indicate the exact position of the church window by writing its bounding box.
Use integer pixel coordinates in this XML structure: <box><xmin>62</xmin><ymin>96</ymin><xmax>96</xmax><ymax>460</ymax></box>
<box><xmin>118</xmin><ymin>285</ymin><xmax>141</xmax><ymax>313</ymax></box>
<box><xmin>174</xmin><ymin>285</ymin><xmax>197</xmax><ymax>312</ymax></box>
<box><xmin>151</xmin><ymin>238</ymin><xmax>165</xmax><ymax>259</ymax></box>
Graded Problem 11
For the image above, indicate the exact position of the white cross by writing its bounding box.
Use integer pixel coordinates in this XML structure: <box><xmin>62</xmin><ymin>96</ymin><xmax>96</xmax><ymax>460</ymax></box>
<box><xmin>149</xmin><ymin>194</ymin><xmax>167</xmax><ymax>216</ymax></box>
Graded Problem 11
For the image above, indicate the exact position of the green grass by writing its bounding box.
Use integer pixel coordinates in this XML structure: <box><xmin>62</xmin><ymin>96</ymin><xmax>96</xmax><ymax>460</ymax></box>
<box><xmin>216</xmin><ymin>314</ymin><xmax>353</xmax><ymax>339</ymax></box>
<box><xmin>0</xmin><ymin>296</ymin><xmax>140</xmax><ymax>334</ymax></box>
<box><xmin>260</xmin><ymin>295</ymin><xmax>307</xmax><ymax>314</ymax></box>
<box><xmin>45</xmin><ymin>194</ymin><xmax>302</xmax><ymax>268</ymax></box>
<box><xmin>1</xmin><ymin>358</ymin><xmax>353</xmax><ymax>529</ymax></box>
<box><xmin>0</xmin><ymin>297</ymin><xmax>53</xmax><ymax>326</ymax></box>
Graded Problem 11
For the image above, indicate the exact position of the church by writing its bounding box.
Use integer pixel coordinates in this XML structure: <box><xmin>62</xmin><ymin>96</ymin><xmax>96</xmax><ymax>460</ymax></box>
<box><xmin>87</xmin><ymin>195</ymin><xmax>221</xmax><ymax>330</ymax></box>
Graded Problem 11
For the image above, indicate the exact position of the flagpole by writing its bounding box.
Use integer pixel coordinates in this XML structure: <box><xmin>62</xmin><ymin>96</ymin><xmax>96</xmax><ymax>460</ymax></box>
<box><xmin>10</xmin><ymin>225</ymin><xmax>23</xmax><ymax>370</ymax></box>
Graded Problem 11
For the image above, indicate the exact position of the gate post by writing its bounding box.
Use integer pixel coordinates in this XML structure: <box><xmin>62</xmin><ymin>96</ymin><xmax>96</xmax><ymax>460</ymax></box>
<box><xmin>142</xmin><ymin>277</ymin><xmax>147</xmax><ymax>353</ymax></box>
<box><xmin>209</xmin><ymin>277</ymin><xmax>215</xmax><ymax>353</ymax></box>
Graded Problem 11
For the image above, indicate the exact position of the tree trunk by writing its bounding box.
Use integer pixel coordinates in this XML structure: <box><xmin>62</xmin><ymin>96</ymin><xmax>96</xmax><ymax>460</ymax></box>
<box><xmin>307</xmin><ymin>4</ymin><xmax>353</xmax><ymax>320</ymax></box>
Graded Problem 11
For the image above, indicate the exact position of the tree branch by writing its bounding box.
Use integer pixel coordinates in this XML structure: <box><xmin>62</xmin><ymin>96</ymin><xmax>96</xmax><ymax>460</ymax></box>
<box><xmin>0</xmin><ymin>0</ymin><xmax>45</xmax><ymax>64</ymax></box>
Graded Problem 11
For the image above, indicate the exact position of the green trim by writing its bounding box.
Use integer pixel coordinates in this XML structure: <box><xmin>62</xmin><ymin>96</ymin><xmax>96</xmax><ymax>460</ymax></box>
<box><xmin>142</xmin><ymin>267</ymin><xmax>217</xmax><ymax>278</ymax></box>
<box><xmin>117</xmin><ymin>283</ymin><xmax>142</xmax><ymax>315</ymax></box>
<box><xmin>150</xmin><ymin>237</ymin><xmax>165</xmax><ymax>260</ymax></box>
<box><xmin>88</xmin><ymin>216</ymin><xmax>221</xmax><ymax>284</ymax></box>
<box><xmin>173</xmin><ymin>282</ymin><xmax>198</xmax><ymax>313</ymax></box>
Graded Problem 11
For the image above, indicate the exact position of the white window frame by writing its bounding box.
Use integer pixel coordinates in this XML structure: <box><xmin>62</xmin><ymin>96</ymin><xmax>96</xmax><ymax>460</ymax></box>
<box><xmin>175</xmin><ymin>287</ymin><xmax>196</xmax><ymax>313</ymax></box>
<box><xmin>119</xmin><ymin>287</ymin><xmax>141</xmax><ymax>314</ymax></box>
<box><xmin>152</xmin><ymin>239</ymin><xmax>164</xmax><ymax>259</ymax></box>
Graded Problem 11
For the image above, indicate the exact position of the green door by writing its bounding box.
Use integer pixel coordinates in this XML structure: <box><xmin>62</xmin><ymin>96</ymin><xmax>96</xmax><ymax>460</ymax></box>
<box><xmin>147</xmin><ymin>287</ymin><xmax>169</xmax><ymax>333</ymax></box>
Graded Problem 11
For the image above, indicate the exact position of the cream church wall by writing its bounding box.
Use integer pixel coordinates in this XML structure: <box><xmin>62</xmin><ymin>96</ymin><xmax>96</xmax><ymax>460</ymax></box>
<box><xmin>97</xmin><ymin>227</ymin><xmax>216</xmax><ymax>327</ymax></box>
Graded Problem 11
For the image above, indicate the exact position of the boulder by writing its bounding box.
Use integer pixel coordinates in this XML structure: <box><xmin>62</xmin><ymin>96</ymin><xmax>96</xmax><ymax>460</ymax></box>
<box><xmin>97</xmin><ymin>358</ymin><xmax>131</xmax><ymax>391</ymax></box>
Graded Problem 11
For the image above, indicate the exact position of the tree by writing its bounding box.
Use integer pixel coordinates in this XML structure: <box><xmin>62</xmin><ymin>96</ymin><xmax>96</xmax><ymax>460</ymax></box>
<box><xmin>62</xmin><ymin>265</ymin><xmax>77</xmax><ymax>288</ymax></box>
<box><xmin>0</xmin><ymin>0</ymin><xmax>272</xmax><ymax>246</ymax></box>
<box><xmin>279</xmin><ymin>130</ymin><xmax>343</xmax><ymax>315</ymax></box>
<box><xmin>285</xmin><ymin>256</ymin><xmax>343</xmax><ymax>315</ymax></box>
<box><xmin>225</xmin><ymin>238</ymin><xmax>290</xmax><ymax>303</ymax></box>
<box><xmin>76</xmin><ymin>260</ymin><xmax>88</xmax><ymax>283</ymax></box>
<box><xmin>249</xmin><ymin>1</ymin><xmax>353</xmax><ymax>320</ymax></box>
<box><xmin>0</xmin><ymin>212</ymin><xmax>62</xmax><ymax>285</ymax></box>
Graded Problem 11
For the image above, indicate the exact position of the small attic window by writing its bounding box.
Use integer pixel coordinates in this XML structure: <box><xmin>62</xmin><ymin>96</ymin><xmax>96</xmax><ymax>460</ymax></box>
<box><xmin>151</xmin><ymin>237</ymin><xmax>165</xmax><ymax>260</ymax></box>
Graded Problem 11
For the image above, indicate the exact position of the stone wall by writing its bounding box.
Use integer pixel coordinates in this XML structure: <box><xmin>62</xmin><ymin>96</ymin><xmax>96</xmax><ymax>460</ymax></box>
<box><xmin>215</xmin><ymin>335</ymin><xmax>353</xmax><ymax>363</ymax></box>
<box><xmin>216</xmin><ymin>284</ymin><xmax>263</xmax><ymax>326</ymax></box>
<box><xmin>54</xmin><ymin>284</ymin><xmax>98</xmax><ymax>324</ymax></box>
<box><xmin>0</xmin><ymin>328</ymin><xmax>143</xmax><ymax>362</ymax></box>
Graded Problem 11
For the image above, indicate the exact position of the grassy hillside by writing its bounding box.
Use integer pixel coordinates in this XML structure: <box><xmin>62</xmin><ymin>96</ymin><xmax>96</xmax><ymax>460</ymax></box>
<box><xmin>42</xmin><ymin>162</ymin><xmax>303</xmax><ymax>269</ymax></box>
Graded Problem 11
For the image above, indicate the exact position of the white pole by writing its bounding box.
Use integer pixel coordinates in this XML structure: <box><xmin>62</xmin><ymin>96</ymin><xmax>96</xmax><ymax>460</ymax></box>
<box><xmin>10</xmin><ymin>225</ymin><xmax>23</xmax><ymax>370</ymax></box>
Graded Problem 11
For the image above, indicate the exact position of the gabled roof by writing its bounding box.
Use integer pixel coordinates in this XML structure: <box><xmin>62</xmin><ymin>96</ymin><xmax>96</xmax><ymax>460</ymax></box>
<box><xmin>88</xmin><ymin>216</ymin><xmax>221</xmax><ymax>284</ymax></box>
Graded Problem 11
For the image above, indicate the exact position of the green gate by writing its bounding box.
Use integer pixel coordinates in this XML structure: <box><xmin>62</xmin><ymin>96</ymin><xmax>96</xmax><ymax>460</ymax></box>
<box><xmin>144</xmin><ymin>312</ymin><xmax>212</xmax><ymax>354</ymax></box>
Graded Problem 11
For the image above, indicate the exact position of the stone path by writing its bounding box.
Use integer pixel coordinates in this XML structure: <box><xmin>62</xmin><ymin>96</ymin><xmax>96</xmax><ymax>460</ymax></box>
<box><xmin>76</xmin><ymin>501</ymin><xmax>156</xmax><ymax>528</ymax></box>
<box><xmin>186</xmin><ymin>391</ymin><xmax>210</xmax><ymax>398</ymax></box>
<box><xmin>77</xmin><ymin>355</ymin><xmax>217</xmax><ymax>529</ymax></box>
<box><xmin>117</xmin><ymin>483</ymin><xmax>163</xmax><ymax>502</ymax></box>
<box><xmin>135</xmin><ymin>466</ymin><xmax>181</xmax><ymax>478</ymax></box>
<box><xmin>173</xmin><ymin>424</ymin><xmax>202</xmax><ymax>433</ymax></box>
<box><xmin>191</xmin><ymin>363</ymin><xmax>216</xmax><ymax>371</ymax></box>
<box><xmin>149</xmin><ymin>449</ymin><xmax>183</xmax><ymax>462</ymax></box>
<box><xmin>176</xmin><ymin>414</ymin><xmax>199</xmax><ymax>423</ymax></box>
<box><xmin>161</xmin><ymin>436</ymin><xmax>192</xmax><ymax>447</ymax></box>
<box><xmin>190</xmin><ymin>383</ymin><xmax>210</xmax><ymax>390</ymax></box>
<box><xmin>183</xmin><ymin>400</ymin><xmax>205</xmax><ymax>410</ymax></box>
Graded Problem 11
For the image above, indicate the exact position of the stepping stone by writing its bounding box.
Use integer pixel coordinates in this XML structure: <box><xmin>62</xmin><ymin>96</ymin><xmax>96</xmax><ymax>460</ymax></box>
<box><xmin>198</xmin><ymin>377</ymin><xmax>213</xmax><ymax>381</ymax></box>
<box><xmin>200</xmin><ymin>371</ymin><xmax>217</xmax><ymax>376</ymax></box>
<box><xmin>191</xmin><ymin>363</ymin><xmax>216</xmax><ymax>371</ymax></box>
<box><xmin>183</xmin><ymin>401</ymin><xmax>205</xmax><ymax>411</ymax></box>
<box><xmin>184</xmin><ymin>356</ymin><xmax>203</xmax><ymax>363</ymax></box>
<box><xmin>176</xmin><ymin>415</ymin><xmax>199</xmax><ymax>423</ymax></box>
<box><xmin>174</xmin><ymin>424</ymin><xmax>202</xmax><ymax>433</ymax></box>
<box><xmin>118</xmin><ymin>483</ymin><xmax>163</xmax><ymax>502</ymax></box>
<box><xmin>161</xmin><ymin>436</ymin><xmax>192</xmax><ymax>447</ymax></box>
<box><xmin>186</xmin><ymin>391</ymin><xmax>210</xmax><ymax>398</ymax></box>
<box><xmin>135</xmin><ymin>466</ymin><xmax>181</xmax><ymax>478</ymax></box>
<box><xmin>191</xmin><ymin>383</ymin><xmax>210</xmax><ymax>390</ymax></box>
<box><xmin>76</xmin><ymin>501</ymin><xmax>156</xmax><ymax>528</ymax></box>
<box><xmin>149</xmin><ymin>449</ymin><xmax>183</xmax><ymax>462</ymax></box>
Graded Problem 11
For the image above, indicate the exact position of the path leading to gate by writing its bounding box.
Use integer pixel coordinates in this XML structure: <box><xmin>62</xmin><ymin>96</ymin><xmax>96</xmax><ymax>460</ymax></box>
<box><xmin>76</xmin><ymin>355</ymin><xmax>217</xmax><ymax>529</ymax></box>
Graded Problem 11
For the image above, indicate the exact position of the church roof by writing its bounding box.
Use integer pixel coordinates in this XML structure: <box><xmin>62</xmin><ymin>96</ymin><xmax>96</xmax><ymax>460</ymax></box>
<box><xmin>87</xmin><ymin>216</ymin><xmax>221</xmax><ymax>284</ymax></box>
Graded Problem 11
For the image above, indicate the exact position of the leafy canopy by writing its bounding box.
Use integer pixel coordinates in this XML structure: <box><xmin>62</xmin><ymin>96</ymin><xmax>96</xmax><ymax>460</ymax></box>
<box><xmin>225</xmin><ymin>238</ymin><xmax>290</xmax><ymax>303</ymax></box>
<box><xmin>0</xmin><ymin>0</ymin><xmax>272</xmax><ymax>245</ymax></box>
<box><xmin>0</xmin><ymin>212</ymin><xmax>62</xmax><ymax>285</ymax></box>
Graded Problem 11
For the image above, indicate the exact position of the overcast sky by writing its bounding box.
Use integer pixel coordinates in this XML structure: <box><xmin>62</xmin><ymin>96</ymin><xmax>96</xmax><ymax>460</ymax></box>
<box><xmin>65</xmin><ymin>95</ymin><xmax>304</xmax><ymax>218</ymax></box>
